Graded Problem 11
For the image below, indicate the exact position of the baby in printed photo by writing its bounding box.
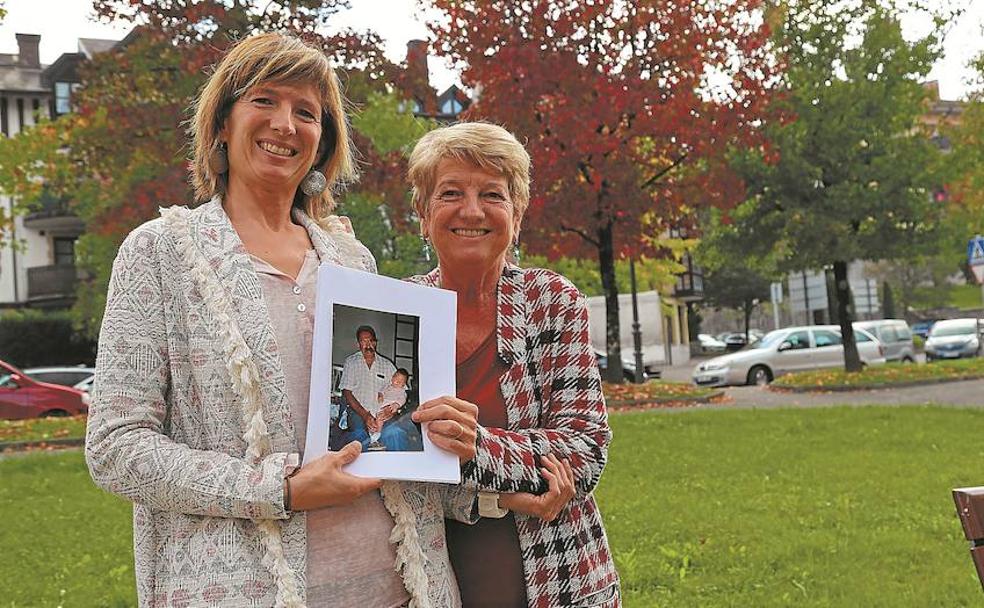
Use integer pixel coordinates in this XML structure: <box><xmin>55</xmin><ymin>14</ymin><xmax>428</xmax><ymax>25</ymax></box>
<box><xmin>369</xmin><ymin>368</ymin><xmax>410</xmax><ymax>445</ymax></box>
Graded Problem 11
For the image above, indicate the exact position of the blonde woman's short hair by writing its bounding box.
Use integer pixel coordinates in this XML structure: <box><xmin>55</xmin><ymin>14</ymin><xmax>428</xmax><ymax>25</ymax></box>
<box><xmin>189</xmin><ymin>32</ymin><xmax>356</xmax><ymax>219</ymax></box>
<box><xmin>408</xmin><ymin>122</ymin><xmax>531</xmax><ymax>222</ymax></box>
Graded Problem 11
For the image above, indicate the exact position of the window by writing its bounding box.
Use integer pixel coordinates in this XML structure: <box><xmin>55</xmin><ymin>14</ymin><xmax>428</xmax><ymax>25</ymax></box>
<box><xmin>55</xmin><ymin>82</ymin><xmax>73</xmax><ymax>115</ymax></box>
<box><xmin>878</xmin><ymin>326</ymin><xmax>898</xmax><ymax>343</ymax></box>
<box><xmin>783</xmin><ymin>331</ymin><xmax>811</xmax><ymax>350</ymax></box>
<box><xmin>896</xmin><ymin>325</ymin><xmax>911</xmax><ymax>341</ymax></box>
<box><xmin>53</xmin><ymin>237</ymin><xmax>75</xmax><ymax>266</ymax></box>
<box><xmin>813</xmin><ymin>330</ymin><xmax>842</xmax><ymax>348</ymax></box>
<box><xmin>855</xmin><ymin>331</ymin><xmax>872</xmax><ymax>342</ymax></box>
<box><xmin>441</xmin><ymin>97</ymin><xmax>463</xmax><ymax>115</ymax></box>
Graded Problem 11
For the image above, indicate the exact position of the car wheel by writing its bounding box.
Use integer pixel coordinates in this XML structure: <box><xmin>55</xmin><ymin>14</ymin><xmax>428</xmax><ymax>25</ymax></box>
<box><xmin>41</xmin><ymin>409</ymin><xmax>70</xmax><ymax>418</ymax></box>
<box><xmin>901</xmin><ymin>356</ymin><xmax>915</xmax><ymax>364</ymax></box>
<box><xmin>747</xmin><ymin>365</ymin><xmax>772</xmax><ymax>386</ymax></box>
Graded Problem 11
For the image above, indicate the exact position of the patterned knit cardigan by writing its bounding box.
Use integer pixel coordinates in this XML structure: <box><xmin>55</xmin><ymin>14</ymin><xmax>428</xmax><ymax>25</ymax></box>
<box><xmin>409</xmin><ymin>266</ymin><xmax>621</xmax><ymax>608</ymax></box>
<box><xmin>85</xmin><ymin>199</ymin><xmax>473</xmax><ymax>608</ymax></box>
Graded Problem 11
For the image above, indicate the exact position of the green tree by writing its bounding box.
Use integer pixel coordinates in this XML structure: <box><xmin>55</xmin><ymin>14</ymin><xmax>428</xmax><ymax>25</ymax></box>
<box><xmin>726</xmin><ymin>1</ymin><xmax>949</xmax><ymax>371</ymax></box>
<box><xmin>697</xmin><ymin>210</ymin><xmax>778</xmax><ymax>342</ymax></box>
<box><xmin>0</xmin><ymin>2</ymin><xmax>411</xmax><ymax>337</ymax></box>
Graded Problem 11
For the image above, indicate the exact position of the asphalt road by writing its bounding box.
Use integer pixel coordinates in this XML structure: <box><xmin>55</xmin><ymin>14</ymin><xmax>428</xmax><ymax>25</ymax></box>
<box><xmin>652</xmin><ymin>357</ymin><xmax>984</xmax><ymax>410</ymax></box>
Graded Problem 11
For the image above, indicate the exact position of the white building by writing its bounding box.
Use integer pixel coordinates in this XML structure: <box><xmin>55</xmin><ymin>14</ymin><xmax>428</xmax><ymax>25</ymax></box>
<box><xmin>0</xmin><ymin>33</ymin><xmax>117</xmax><ymax>308</ymax></box>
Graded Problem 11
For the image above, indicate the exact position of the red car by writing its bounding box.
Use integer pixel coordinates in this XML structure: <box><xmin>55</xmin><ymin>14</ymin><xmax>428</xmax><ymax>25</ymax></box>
<box><xmin>0</xmin><ymin>359</ymin><xmax>88</xmax><ymax>419</ymax></box>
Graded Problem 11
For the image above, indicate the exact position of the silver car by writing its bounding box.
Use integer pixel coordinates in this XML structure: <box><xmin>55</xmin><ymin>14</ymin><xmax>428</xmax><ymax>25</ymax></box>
<box><xmin>925</xmin><ymin>318</ymin><xmax>983</xmax><ymax>361</ymax></box>
<box><xmin>692</xmin><ymin>325</ymin><xmax>886</xmax><ymax>387</ymax></box>
<box><xmin>854</xmin><ymin>319</ymin><xmax>915</xmax><ymax>363</ymax></box>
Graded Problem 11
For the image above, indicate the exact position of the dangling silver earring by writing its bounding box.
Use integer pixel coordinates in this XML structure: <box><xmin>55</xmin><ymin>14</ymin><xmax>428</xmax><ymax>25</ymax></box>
<box><xmin>208</xmin><ymin>142</ymin><xmax>228</xmax><ymax>174</ymax></box>
<box><xmin>512</xmin><ymin>237</ymin><xmax>521</xmax><ymax>264</ymax></box>
<box><xmin>300</xmin><ymin>169</ymin><xmax>327</xmax><ymax>197</ymax></box>
<box><xmin>422</xmin><ymin>236</ymin><xmax>432</xmax><ymax>262</ymax></box>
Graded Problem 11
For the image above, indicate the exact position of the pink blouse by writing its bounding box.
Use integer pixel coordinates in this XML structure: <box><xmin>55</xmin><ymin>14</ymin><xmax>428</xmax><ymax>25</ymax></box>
<box><xmin>250</xmin><ymin>251</ymin><xmax>408</xmax><ymax>608</ymax></box>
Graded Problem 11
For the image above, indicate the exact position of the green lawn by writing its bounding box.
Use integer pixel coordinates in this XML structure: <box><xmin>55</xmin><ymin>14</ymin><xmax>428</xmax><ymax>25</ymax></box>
<box><xmin>597</xmin><ymin>406</ymin><xmax>984</xmax><ymax>606</ymax></box>
<box><xmin>3</xmin><ymin>406</ymin><xmax>983</xmax><ymax>606</ymax></box>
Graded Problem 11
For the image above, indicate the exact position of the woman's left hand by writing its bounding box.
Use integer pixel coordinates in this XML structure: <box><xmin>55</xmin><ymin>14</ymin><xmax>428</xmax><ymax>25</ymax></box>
<box><xmin>499</xmin><ymin>454</ymin><xmax>576</xmax><ymax>522</ymax></box>
<box><xmin>412</xmin><ymin>396</ymin><xmax>479</xmax><ymax>463</ymax></box>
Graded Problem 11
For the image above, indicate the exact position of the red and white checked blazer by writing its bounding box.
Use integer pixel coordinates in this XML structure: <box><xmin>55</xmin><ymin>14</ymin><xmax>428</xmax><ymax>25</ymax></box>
<box><xmin>411</xmin><ymin>265</ymin><xmax>620</xmax><ymax>608</ymax></box>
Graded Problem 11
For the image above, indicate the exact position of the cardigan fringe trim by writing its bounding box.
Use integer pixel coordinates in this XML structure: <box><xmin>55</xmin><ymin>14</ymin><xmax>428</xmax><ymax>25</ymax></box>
<box><xmin>317</xmin><ymin>216</ymin><xmax>432</xmax><ymax>608</ymax></box>
<box><xmin>380</xmin><ymin>481</ymin><xmax>432</xmax><ymax>608</ymax></box>
<box><xmin>160</xmin><ymin>205</ymin><xmax>303</xmax><ymax>608</ymax></box>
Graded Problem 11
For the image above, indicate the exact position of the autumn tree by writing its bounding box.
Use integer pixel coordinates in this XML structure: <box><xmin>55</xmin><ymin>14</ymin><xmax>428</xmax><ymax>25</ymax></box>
<box><xmin>427</xmin><ymin>0</ymin><xmax>779</xmax><ymax>382</ymax></box>
<box><xmin>0</xmin><ymin>1</ymin><xmax>420</xmax><ymax>336</ymax></box>
<box><xmin>725</xmin><ymin>0</ymin><xmax>951</xmax><ymax>372</ymax></box>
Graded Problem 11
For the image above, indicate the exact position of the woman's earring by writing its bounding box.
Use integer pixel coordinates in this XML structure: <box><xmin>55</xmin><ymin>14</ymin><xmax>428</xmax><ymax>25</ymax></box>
<box><xmin>208</xmin><ymin>142</ymin><xmax>228</xmax><ymax>174</ymax></box>
<box><xmin>512</xmin><ymin>237</ymin><xmax>521</xmax><ymax>264</ymax></box>
<box><xmin>300</xmin><ymin>169</ymin><xmax>327</xmax><ymax>197</ymax></box>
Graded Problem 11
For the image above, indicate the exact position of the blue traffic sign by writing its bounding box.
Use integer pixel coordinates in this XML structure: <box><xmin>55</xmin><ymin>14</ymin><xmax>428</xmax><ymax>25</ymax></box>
<box><xmin>969</xmin><ymin>235</ymin><xmax>984</xmax><ymax>268</ymax></box>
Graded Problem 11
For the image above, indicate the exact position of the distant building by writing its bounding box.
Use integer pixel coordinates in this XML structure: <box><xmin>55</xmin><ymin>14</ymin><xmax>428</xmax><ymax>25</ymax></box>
<box><xmin>0</xmin><ymin>32</ymin><xmax>119</xmax><ymax>308</ymax></box>
<box><xmin>403</xmin><ymin>40</ymin><xmax>470</xmax><ymax>122</ymax></box>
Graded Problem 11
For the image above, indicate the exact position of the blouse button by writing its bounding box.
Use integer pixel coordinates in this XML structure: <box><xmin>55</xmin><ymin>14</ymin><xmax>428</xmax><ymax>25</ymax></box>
<box><xmin>292</xmin><ymin>285</ymin><xmax>301</xmax><ymax>295</ymax></box>
<box><xmin>297</xmin><ymin>303</ymin><xmax>307</xmax><ymax>312</ymax></box>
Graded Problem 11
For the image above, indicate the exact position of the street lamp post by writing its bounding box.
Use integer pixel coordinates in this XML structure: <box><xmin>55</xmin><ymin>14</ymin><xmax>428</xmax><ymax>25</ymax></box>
<box><xmin>630</xmin><ymin>258</ymin><xmax>644</xmax><ymax>384</ymax></box>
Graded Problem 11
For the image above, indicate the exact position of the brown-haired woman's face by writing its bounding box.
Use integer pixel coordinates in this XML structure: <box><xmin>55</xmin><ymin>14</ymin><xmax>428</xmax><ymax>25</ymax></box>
<box><xmin>220</xmin><ymin>82</ymin><xmax>323</xmax><ymax>194</ymax></box>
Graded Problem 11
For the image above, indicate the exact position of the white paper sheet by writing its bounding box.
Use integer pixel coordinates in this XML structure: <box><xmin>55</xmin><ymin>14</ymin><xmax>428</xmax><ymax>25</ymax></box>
<box><xmin>304</xmin><ymin>264</ymin><xmax>459</xmax><ymax>483</ymax></box>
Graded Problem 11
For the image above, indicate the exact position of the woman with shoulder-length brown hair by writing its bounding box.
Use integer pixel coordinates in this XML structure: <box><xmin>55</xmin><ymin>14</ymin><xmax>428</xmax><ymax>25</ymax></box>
<box><xmin>86</xmin><ymin>32</ymin><xmax>480</xmax><ymax>607</ymax></box>
<box><xmin>407</xmin><ymin>122</ymin><xmax>621</xmax><ymax>607</ymax></box>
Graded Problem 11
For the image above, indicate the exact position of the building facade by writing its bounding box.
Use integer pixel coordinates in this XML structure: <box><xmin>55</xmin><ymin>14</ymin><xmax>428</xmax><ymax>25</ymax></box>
<box><xmin>0</xmin><ymin>33</ymin><xmax>117</xmax><ymax>308</ymax></box>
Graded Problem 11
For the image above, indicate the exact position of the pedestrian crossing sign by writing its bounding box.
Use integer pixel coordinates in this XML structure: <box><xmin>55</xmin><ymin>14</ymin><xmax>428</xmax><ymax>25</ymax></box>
<box><xmin>969</xmin><ymin>235</ymin><xmax>984</xmax><ymax>267</ymax></box>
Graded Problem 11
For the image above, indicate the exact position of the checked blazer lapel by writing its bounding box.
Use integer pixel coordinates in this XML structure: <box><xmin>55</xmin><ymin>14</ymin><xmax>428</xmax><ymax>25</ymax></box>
<box><xmin>419</xmin><ymin>264</ymin><xmax>533</xmax><ymax>431</ymax></box>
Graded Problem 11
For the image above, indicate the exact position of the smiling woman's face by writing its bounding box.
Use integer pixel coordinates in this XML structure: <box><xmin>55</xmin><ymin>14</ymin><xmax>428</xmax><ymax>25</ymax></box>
<box><xmin>220</xmin><ymin>81</ymin><xmax>323</xmax><ymax>196</ymax></box>
<box><xmin>422</xmin><ymin>157</ymin><xmax>519</xmax><ymax>273</ymax></box>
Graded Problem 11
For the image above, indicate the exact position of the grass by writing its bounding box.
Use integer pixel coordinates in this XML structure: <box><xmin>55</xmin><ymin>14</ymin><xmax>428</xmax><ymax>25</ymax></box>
<box><xmin>603</xmin><ymin>380</ymin><xmax>718</xmax><ymax>404</ymax></box>
<box><xmin>771</xmin><ymin>358</ymin><xmax>984</xmax><ymax>390</ymax></box>
<box><xmin>0</xmin><ymin>450</ymin><xmax>135</xmax><ymax>607</ymax></box>
<box><xmin>597</xmin><ymin>406</ymin><xmax>984</xmax><ymax>606</ymax></box>
<box><xmin>0</xmin><ymin>415</ymin><xmax>86</xmax><ymax>443</ymax></box>
<box><xmin>4</xmin><ymin>406</ymin><xmax>984</xmax><ymax>606</ymax></box>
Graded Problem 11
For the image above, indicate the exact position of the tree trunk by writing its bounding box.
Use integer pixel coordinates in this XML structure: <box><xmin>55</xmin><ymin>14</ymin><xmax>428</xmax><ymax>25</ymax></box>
<box><xmin>598</xmin><ymin>219</ymin><xmax>624</xmax><ymax>384</ymax></box>
<box><xmin>833</xmin><ymin>260</ymin><xmax>862</xmax><ymax>372</ymax></box>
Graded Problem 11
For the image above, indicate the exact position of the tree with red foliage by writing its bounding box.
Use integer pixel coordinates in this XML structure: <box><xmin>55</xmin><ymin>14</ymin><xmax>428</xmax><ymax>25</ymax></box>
<box><xmin>428</xmin><ymin>0</ymin><xmax>780</xmax><ymax>382</ymax></box>
<box><xmin>0</xmin><ymin>1</ymin><xmax>421</xmax><ymax>337</ymax></box>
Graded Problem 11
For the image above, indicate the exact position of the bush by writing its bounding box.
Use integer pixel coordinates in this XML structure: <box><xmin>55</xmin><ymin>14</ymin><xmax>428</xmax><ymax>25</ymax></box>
<box><xmin>0</xmin><ymin>309</ymin><xmax>95</xmax><ymax>368</ymax></box>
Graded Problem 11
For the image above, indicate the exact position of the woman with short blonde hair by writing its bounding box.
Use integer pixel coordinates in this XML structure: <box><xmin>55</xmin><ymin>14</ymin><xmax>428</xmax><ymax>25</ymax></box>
<box><xmin>87</xmin><ymin>33</ymin><xmax>479</xmax><ymax>608</ymax></box>
<box><xmin>407</xmin><ymin>122</ymin><xmax>621</xmax><ymax>607</ymax></box>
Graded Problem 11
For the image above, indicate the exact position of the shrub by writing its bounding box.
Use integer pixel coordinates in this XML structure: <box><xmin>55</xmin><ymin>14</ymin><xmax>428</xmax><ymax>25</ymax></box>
<box><xmin>0</xmin><ymin>309</ymin><xmax>95</xmax><ymax>368</ymax></box>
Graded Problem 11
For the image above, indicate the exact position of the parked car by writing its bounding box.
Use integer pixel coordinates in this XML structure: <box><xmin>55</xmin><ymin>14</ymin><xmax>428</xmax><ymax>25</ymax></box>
<box><xmin>925</xmin><ymin>318</ymin><xmax>984</xmax><ymax>361</ymax></box>
<box><xmin>697</xmin><ymin>333</ymin><xmax>727</xmax><ymax>354</ymax></box>
<box><xmin>692</xmin><ymin>324</ymin><xmax>886</xmax><ymax>387</ymax></box>
<box><xmin>23</xmin><ymin>366</ymin><xmax>96</xmax><ymax>392</ymax></box>
<box><xmin>911</xmin><ymin>319</ymin><xmax>939</xmax><ymax>340</ymax></box>
<box><xmin>716</xmin><ymin>331</ymin><xmax>761</xmax><ymax>352</ymax></box>
<box><xmin>854</xmin><ymin>319</ymin><xmax>916</xmax><ymax>363</ymax></box>
<box><xmin>595</xmin><ymin>351</ymin><xmax>661</xmax><ymax>381</ymax></box>
<box><xmin>0</xmin><ymin>359</ymin><xmax>88</xmax><ymax>419</ymax></box>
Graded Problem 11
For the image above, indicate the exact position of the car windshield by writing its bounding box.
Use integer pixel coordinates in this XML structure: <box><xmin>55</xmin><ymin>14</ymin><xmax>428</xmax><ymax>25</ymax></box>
<box><xmin>930</xmin><ymin>322</ymin><xmax>979</xmax><ymax>337</ymax></box>
<box><xmin>747</xmin><ymin>330</ymin><xmax>786</xmax><ymax>350</ymax></box>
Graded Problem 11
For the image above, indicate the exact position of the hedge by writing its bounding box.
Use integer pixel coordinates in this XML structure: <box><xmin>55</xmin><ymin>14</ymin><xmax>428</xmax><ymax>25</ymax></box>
<box><xmin>0</xmin><ymin>309</ymin><xmax>96</xmax><ymax>368</ymax></box>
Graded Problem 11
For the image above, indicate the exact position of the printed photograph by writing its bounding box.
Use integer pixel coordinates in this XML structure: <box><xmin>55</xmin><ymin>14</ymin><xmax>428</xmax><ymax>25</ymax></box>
<box><xmin>327</xmin><ymin>304</ymin><xmax>423</xmax><ymax>453</ymax></box>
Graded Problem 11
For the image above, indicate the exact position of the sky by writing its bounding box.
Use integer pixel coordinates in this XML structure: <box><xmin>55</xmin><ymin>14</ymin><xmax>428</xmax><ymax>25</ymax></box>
<box><xmin>0</xmin><ymin>0</ymin><xmax>981</xmax><ymax>100</ymax></box>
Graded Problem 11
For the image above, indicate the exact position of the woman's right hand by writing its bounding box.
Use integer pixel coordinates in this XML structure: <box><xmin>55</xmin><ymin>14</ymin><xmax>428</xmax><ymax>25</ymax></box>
<box><xmin>287</xmin><ymin>441</ymin><xmax>382</xmax><ymax>511</ymax></box>
<box><xmin>498</xmin><ymin>454</ymin><xmax>575</xmax><ymax>522</ymax></box>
